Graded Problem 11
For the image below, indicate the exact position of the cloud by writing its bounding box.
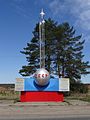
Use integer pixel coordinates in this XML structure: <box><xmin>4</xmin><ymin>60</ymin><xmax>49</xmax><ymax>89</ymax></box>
<box><xmin>10</xmin><ymin>0</ymin><xmax>32</xmax><ymax>20</ymax></box>
<box><xmin>49</xmin><ymin>0</ymin><xmax>62</xmax><ymax>15</ymax></box>
<box><xmin>84</xmin><ymin>35</ymin><xmax>90</xmax><ymax>43</ymax></box>
<box><xmin>49</xmin><ymin>0</ymin><xmax>90</xmax><ymax>30</ymax></box>
<box><xmin>75</xmin><ymin>9</ymin><xmax>90</xmax><ymax>32</ymax></box>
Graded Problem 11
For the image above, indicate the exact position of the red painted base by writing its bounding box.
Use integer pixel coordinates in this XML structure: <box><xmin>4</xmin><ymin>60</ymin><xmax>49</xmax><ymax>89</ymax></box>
<box><xmin>20</xmin><ymin>91</ymin><xmax>64</xmax><ymax>102</ymax></box>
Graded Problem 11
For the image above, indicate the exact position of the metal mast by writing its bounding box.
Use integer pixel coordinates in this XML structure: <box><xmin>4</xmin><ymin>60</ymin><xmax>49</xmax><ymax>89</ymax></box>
<box><xmin>39</xmin><ymin>9</ymin><xmax>45</xmax><ymax>68</ymax></box>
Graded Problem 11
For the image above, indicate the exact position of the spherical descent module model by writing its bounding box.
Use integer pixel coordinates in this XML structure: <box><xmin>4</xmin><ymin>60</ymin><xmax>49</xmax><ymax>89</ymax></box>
<box><xmin>34</xmin><ymin>68</ymin><xmax>50</xmax><ymax>86</ymax></box>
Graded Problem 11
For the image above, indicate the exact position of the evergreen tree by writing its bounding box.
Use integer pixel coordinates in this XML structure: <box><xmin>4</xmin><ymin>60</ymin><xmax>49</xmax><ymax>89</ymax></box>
<box><xmin>54</xmin><ymin>22</ymin><xmax>89</xmax><ymax>83</ymax></box>
<box><xmin>19</xmin><ymin>23</ymin><xmax>40</xmax><ymax>76</ymax></box>
<box><xmin>19</xmin><ymin>19</ymin><xmax>89</xmax><ymax>84</ymax></box>
<box><xmin>19</xmin><ymin>18</ymin><xmax>57</xmax><ymax>75</ymax></box>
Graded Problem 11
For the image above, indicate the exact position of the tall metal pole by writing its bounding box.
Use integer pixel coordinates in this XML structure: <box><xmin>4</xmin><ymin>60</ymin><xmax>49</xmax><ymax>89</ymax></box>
<box><xmin>39</xmin><ymin>9</ymin><xmax>45</xmax><ymax>68</ymax></box>
<box><xmin>39</xmin><ymin>22</ymin><xmax>42</xmax><ymax>68</ymax></box>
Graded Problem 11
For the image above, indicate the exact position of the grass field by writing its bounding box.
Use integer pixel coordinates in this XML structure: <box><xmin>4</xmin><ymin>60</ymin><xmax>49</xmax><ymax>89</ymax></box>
<box><xmin>0</xmin><ymin>91</ymin><xmax>20</xmax><ymax>102</ymax></box>
<box><xmin>65</xmin><ymin>93</ymin><xmax>90</xmax><ymax>102</ymax></box>
<box><xmin>0</xmin><ymin>90</ymin><xmax>90</xmax><ymax>103</ymax></box>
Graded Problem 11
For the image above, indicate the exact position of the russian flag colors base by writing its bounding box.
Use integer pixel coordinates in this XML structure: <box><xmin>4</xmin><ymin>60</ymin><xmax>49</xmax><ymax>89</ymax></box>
<box><xmin>20</xmin><ymin>91</ymin><xmax>64</xmax><ymax>102</ymax></box>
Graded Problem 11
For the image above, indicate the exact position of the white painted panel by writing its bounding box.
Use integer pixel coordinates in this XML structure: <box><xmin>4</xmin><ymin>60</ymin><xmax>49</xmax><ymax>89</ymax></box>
<box><xmin>15</xmin><ymin>78</ymin><xmax>24</xmax><ymax>91</ymax></box>
<box><xmin>59</xmin><ymin>78</ymin><xmax>70</xmax><ymax>91</ymax></box>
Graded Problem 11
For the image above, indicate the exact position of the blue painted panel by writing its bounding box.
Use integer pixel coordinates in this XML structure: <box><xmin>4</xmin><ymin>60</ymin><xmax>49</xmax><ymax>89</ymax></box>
<box><xmin>24</xmin><ymin>77</ymin><xmax>59</xmax><ymax>91</ymax></box>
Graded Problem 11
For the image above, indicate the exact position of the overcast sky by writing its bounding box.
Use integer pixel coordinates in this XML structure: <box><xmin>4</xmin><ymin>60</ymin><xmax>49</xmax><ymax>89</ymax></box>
<box><xmin>0</xmin><ymin>0</ymin><xmax>90</xmax><ymax>83</ymax></box>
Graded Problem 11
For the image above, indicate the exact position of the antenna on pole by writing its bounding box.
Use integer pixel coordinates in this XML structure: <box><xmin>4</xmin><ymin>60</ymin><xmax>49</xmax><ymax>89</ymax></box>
<box><xmin>40</xmin><ymin>9</ymin><xmax>45</xmax><ymax>19</ymax></box>
<box><xmin>39</xmin><ymin>9</ymin><xmax>45</xmax><ymax>68</ymax></box>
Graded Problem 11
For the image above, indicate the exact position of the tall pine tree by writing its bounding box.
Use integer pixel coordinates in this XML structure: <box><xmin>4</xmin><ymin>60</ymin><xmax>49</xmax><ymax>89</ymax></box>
<box><xmin>19</xmin><ymin>18</ymin><xmax>57</xmax><ymax>76</ymax></box>
<box><xmin>19</xmin><ymin>19</ymin><xmax>89</xmax><ymax>84</ymax></box>
<box><xmin>54</xmin><ymin>22</ymin><xmax>89</xmax><ymax>83</ymax></box>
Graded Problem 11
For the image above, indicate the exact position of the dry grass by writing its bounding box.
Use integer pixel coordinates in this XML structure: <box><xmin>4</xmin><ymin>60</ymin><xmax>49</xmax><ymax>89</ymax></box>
<box><xmin>65</xmin><ymin>93</ymin><xmax>90</xmax><ymax>102</ymax></box>
<box><xmin>0</xmin><ymin>90</ymin><xmax>90</xmax><ymax>103</ymax></box>
<box><xmin>0</xmin><ymin>90</ymin><xmax>20</xmax><ymax>101</ymax></box>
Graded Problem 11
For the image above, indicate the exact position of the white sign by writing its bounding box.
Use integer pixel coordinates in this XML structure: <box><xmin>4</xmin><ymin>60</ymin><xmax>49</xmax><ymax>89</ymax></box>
<box><xmin>15</xmin><ymin>78</ymin><xmax>24</xmax><ymax>91</ymax></box>
<box><xmin>59</xmin><ymin>78</ymin><xmax>70</xmax><ymax>91</ymax></box>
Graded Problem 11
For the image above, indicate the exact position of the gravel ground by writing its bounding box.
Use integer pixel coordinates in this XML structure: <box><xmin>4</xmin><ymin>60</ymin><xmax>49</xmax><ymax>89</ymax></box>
<box><xmin>0</xmin><ymin>99</ymin><xmax>90</xmax><ymax>106</ymax></box>
<box><xmin>0</xmin><ymin>100</ymin><xmax>90</xmax><ymax>119</ymax></box>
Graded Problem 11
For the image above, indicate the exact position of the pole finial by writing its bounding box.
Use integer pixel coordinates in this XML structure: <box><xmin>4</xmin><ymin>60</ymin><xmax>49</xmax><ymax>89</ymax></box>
<box><xmin>40</xmin><ymin>9</ymin><xmax>45</xmax><ymax>19</ymax></box>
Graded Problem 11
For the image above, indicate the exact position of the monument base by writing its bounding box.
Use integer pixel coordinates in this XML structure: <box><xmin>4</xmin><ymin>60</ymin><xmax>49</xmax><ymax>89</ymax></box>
<box><xmin>20</xmin><ymin>91</ymin><xmax>64</xmax><ymax>102</ymax></box>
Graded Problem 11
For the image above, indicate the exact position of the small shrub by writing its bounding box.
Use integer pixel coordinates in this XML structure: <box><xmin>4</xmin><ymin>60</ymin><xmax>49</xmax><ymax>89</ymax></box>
<box><xmin>70</xmin><ymin>83</ymin><xmax>88</xmax><ymax>93</ymax></box>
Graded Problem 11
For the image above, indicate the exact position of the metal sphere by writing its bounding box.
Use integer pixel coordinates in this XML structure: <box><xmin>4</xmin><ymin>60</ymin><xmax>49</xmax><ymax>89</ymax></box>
<box><xmin>34</xmin><ymin>68</ymin><xmax>50</xmax><ymax>86</ymax></box>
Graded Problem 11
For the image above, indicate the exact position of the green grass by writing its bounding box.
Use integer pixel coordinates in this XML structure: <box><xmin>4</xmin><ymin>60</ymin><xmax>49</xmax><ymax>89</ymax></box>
<box><xmin>0</xmin><ymin>91</ymin><xmax>20</xmax><ymax>100</ymax></box>
<box><xmin>0</xmin><ymin>90</ymin><xmax>90</xmax><ymax>103</ymax></box>
<box><xmin>65</xmin><ymin>93</ymin><xmax>90</xmax><ymax>102</ymax></box>
<box><xmin>79</xmin><ymin>96</ymin><xmax>90</xmax><ymax>102</ymax></box>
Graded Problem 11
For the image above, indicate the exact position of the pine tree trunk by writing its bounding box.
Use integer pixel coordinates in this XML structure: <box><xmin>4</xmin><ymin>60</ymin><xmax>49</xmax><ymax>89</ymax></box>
<box><xmin>47</xmin><ymin>55</ymin><xmax>51</xmax><ymax>73</ymax></box>
<box><xmin>62</xmin><ymin>66</ymin><xmax>65</xmax><ymax>77</ymax></box>
<box><xmin>58</xmin><ymin>65</ymin><xmax>61</xmax><ymax>78</ymax></box>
